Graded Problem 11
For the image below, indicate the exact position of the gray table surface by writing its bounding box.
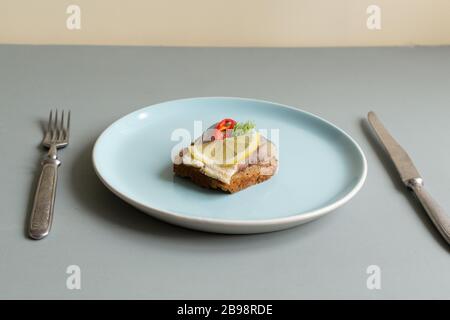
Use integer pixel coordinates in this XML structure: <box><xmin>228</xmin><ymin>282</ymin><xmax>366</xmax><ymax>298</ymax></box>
<box><xmin>0</xmin><ymin>44</ymin><xmax>449</xmax><ymax>300</ymax></box>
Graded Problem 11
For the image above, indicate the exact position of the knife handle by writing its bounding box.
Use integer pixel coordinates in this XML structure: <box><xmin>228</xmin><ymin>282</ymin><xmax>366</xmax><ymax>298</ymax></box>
<box><xmin>408</xmin><ymin>178</ymin><xmax>450</xmax><ymax>245</ymax></box>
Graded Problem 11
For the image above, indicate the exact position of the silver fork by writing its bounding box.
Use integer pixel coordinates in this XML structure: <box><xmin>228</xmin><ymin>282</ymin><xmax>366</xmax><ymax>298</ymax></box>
<box><xmin>29</xmin><ymin>110</ymin><xmax>70</xmax><ymax>240</ymax></box>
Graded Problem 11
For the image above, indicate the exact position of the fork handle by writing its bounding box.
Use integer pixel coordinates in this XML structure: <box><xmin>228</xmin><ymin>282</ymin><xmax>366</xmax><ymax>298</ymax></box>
<box><xmin>29</xmin><ymin>157</ymin><xmax>60</xmax><ymax>240</ymax></box>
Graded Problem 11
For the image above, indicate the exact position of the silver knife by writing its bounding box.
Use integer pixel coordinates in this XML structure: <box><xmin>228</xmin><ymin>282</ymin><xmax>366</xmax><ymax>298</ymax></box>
<box><xmin>368</xmin><ymin>111</ymin><xmax>450</xmax><ymax>245</ymax></box>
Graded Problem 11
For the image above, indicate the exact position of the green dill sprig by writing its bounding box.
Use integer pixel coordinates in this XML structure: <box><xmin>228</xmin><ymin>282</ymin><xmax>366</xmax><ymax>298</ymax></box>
<box><xmin>232</xmin><ymin>121</ymin><xmax>256</xmax><ymax>136</ymax></box>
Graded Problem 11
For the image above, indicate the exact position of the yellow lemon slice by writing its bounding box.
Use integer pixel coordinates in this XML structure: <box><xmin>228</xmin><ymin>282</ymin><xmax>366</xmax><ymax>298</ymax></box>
<box><xmin>191</xmin><ymin>132</ymin><xmax>260</xmax><ymax>166</ymax></box>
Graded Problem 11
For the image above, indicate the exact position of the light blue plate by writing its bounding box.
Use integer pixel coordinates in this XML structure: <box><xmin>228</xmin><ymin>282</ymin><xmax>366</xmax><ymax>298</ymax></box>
<box><xmin>93</xmin><ymin>97</ymin><xmax>367</xmax><ymax>234</ymax></box>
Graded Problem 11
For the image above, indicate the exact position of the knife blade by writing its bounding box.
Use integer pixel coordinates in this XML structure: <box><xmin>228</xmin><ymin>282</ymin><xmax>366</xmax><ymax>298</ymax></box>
<box><xmin>367</xmin><ymin>111</ymin><xmax>421</xmax><ymax>185</ymax></box>
<box><xmin>368</xmin><ymin>111</ymin><xmax>450</xmax><ymax>245</ymax></box>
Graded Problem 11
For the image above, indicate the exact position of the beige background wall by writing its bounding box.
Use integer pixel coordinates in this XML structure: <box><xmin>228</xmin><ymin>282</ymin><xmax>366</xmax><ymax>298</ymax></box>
<box><xmin>1</xmin><ymin>0</ymin><xmax>450</xmax><ymax>47</ymax></box>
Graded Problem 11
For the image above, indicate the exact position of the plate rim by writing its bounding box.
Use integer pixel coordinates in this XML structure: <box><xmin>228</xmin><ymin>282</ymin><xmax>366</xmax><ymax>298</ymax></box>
<box><xmin>92</xmin><ymin>96</ymin><xmax>368</xmax><ymax>228</ymax></box>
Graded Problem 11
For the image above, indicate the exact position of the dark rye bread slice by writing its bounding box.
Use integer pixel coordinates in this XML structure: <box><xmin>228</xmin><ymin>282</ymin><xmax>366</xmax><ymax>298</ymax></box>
<box><xmin>173</xmin><ymin>158</ymin><xmax>278</xmax><ymax>193</ymax></box>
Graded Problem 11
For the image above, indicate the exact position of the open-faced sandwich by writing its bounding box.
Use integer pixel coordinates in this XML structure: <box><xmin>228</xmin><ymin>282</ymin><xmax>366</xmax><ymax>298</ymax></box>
<box><xmin>174</xmin><ymin>118</ymin><xmax>278</xmax><ymax>193</ymax></box>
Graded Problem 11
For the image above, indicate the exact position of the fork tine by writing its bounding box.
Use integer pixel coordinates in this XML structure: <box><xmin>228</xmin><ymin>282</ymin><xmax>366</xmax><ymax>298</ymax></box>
<box><xmin>47</xmin><ymin>110</ymin><xmax>53</xmax><ymax>137</ymax></box>
<box><xmin>53</xmin><ymin>109</ymin><xmax>58</xmax><ymax>140</ymax></box>
<box><xmin>59</xmin><ymin>110</ymin><xmax>65</xmax><ymax>140</ymax></box>
<box><xmin>66</xmin><ymin>110</ymin><xmax>71</xmax><ymax>139</ymax></box>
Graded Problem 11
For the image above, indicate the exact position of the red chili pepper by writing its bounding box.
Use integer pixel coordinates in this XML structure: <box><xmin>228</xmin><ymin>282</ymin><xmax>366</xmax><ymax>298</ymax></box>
<box><xmin>216</xmin><ymin>118</ymin><xmax>236</xmax><ymax>131</ymax></box>
<box><xmin>213</xmin><ymin>118</ymin><xmax>236</xmax><ymax>140</ymax></box>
